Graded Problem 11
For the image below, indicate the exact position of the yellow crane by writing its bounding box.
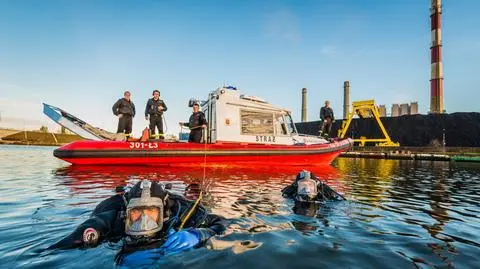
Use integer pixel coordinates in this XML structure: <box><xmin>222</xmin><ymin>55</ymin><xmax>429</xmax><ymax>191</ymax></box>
<box><xmin>338</xmin><ymin>100</ymin><xmax>400</xmax><ymax>147</ymax></box>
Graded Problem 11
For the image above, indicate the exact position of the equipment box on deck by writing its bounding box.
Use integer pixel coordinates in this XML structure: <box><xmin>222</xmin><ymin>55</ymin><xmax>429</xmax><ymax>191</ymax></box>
<box><xmin>179</xmin><ymin>132</ymin><xmax>189</xmax><ymax>142</ymax></box>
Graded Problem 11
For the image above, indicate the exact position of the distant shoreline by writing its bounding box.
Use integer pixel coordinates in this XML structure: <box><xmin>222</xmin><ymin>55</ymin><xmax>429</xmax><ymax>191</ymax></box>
<box><xmin>0</xmin><ymin>140</ymin><xmax>65</xmax><ymax>146</ymax></box>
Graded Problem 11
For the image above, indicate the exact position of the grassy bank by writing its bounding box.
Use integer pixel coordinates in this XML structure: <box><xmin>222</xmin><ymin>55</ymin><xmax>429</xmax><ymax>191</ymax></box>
<box><xmin>0</xmin><ymin>130</ymin><xmax>84</xmax><ymax>145</ymax></box>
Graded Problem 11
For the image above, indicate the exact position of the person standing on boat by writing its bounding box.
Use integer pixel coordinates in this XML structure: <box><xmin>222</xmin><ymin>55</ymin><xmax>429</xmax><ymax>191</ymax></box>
<box><xmin>112</xmin><ymin>91</ymin><xmax>136</xmax><ymax>136</ymax></box>
<box><xmin>319</xmin><ymin>100</ymin><xmax>334</xmax><ymax>138</ymax></box>
<box><xmin>179</xmin><ymin>102</ymin><xmax>207</xmax><ymax>143</ymax></box>
<box><xmin>145</xmin><ymin>90</ymin><xmax>168</xmax><ymax>139</ymax></box>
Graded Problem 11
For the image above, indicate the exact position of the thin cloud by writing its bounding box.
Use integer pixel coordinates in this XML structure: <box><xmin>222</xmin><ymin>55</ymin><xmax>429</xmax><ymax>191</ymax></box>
<box><xmin>319</xmin><ymin>45</ymin><xmax>338</xmax><ymax>56</ymax></box>
<box><xmin>264</xmin><ymin>9</ymin><xmax>301</xmax><ymax>43</ymax></box>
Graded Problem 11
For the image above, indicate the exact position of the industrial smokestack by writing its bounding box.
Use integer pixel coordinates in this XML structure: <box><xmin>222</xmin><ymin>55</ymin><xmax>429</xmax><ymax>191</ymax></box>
<box><xmin>343</xmin><ymin>81</ymin><xmax>350</xmax><ymax>119</ymax></box>
<box><xmin>301</xmin><ymin>88</ymin><xmax>307</xmax><ymax>122</ymax></box>
<box><xmin>430</xmin><ymin>0</ymin><xmax>444</xmax><ymax>113</ymax></box>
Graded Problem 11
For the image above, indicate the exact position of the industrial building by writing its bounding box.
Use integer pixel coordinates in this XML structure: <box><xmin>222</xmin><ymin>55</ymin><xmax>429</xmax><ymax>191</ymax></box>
<box><xmin>378</xmin><ymin>105</ymin><xmax>387</xmax><ymax>117</ymax></box>
<box><xmin>410</xmin><ymin>102</ymin><xmax>419</xmax><ymax>115</ymax></box>
<box><xmin>388</xmin><ymin>102</ymin><xmax>419</xmax><ymax>117</ymax></box>
<box><xmin>400</xmin><ymin>103</ymin><xmax>410</xmax><ymax>116</ymax></box>
<box><xmin>391</xmin><ymin>104</ymin><xmax>400</xmax><ymax>117</ymax></box>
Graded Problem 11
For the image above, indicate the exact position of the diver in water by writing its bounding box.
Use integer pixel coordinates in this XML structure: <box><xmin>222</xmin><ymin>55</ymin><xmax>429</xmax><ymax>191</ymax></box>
<box><xmin>281</xmin><ymin>170</ymin><xmax>345</xmax><ymax>203</ymax></box>
<box><xmin>48</xmin><ymin>180</ymin><xmax>227</xmax><ymax>265</ymax></box>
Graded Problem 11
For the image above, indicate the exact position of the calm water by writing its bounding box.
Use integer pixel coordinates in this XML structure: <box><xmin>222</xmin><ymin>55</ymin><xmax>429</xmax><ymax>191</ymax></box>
<box><xmin>1</xmin><ymin>145</ymin><xmax>480</xmax><ymax>268</ymax></box>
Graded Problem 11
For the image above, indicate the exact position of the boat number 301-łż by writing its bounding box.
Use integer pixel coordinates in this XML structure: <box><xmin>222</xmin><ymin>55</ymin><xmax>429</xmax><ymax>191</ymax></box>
<box><xmin>129</xmin><ymin>142</ymin><xmax>159</xmax><ymax>149</ymax></box>
<box><xmin>256</xmin><ymin>136</ymin><xmax>276</xmax><ymax>143</ymax></box>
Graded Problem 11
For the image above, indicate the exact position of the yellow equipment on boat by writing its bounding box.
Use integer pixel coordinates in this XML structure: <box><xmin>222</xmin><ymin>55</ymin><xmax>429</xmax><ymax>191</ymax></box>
<box><xmin>338</xmin><ymin>100</ymin><xmax>400</xmax><ymax>147</ymax></box>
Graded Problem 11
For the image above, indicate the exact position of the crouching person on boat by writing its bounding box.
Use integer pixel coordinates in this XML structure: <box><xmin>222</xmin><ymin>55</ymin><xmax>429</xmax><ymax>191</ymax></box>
<box><xmin>281</xmin><ymin>170</ymin><xmax>345</xmax><ymax>203</ymax></box>
<box><xmin>48</xmin><ymin>180</ymin><xmax>227</xmax><ymax>266</ymax></box>
<box><xmin>179</xmin><ymin>102</ymin><xmax>207</xmax><ymax>143</ymax></box>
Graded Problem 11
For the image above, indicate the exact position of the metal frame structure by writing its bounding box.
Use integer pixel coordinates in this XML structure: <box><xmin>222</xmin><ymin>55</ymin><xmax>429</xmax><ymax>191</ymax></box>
<box><xmin>338</xmin><ymin>100</ymin><xmax>399</xmax><ymax>147</ymax></box>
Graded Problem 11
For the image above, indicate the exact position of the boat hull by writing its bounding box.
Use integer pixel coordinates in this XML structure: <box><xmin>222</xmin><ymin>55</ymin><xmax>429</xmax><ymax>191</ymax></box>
<box><xmin>54</xmin><ymin>139</ymin><xmax>353</xmax><ymax>166</ymax></box>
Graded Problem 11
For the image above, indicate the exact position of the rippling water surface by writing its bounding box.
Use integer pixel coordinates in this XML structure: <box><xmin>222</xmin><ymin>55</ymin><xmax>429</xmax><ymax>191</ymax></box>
<box><xmin>1</xmin><ymin>145</ymin><xmax>480</xmax><ymax>268</ymax></box>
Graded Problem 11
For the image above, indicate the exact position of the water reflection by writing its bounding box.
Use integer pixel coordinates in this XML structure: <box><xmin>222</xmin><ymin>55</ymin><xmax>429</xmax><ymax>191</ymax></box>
<box><xmin>289</xmin><ymin>200</ymin><xmax>342</xmax><ymax>235</ymax></box>
<box><xmin>335</xmin><ymin>159</ymin><xmax>480</xmax><ymax>268</ymax></box>
<box><xmin>336</xmin><ymin>158</ymin><xmax>398</xmax><ymax>207</ymax></box>
<box><xmin>54</xmin><ymin>164</ymin><xmax>345</xmax><ymax>217</ymax></box>
<box><xmin>2</xmin><ymin>146</ymin><xmax>480</xmax><ymax>269</ymax></box>
<box><xmin>51</xmin><ymin>164</ymin><xmax>347</xmax><ymax>241</ymax></box>
<box><xmin>424</xmin><ymin>163</ymin><xmax>457</xmax><ymax>267</ymax></box>
<box><xmin>292</xmin><ymin>201</ymin><xmax>321</xmax><ymax>218</ymax></box>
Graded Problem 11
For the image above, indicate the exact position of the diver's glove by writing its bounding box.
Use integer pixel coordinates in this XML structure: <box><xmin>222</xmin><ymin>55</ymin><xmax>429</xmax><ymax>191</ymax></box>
<box><xmin>160</xmin><ymin>229</ymin><xmax>201</xmax><ymax>254</ymax></box>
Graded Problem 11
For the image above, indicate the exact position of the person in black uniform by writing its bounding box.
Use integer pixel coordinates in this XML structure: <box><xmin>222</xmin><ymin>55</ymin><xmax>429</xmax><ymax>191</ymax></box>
<box><xmin>145</xmin><ymin>90</ymin><xmax>167</xmax><ymax>139</ymax></box>
<box><xmin>48</xmin><ymin>180</ymin><xmax>227</xmax><ymax>266</ymax></box>
<box><xmin>112</xmin><ymin>91</ymin><xmax>136</xmax><ymax>135</ymax></box>
<box><xmin>319</xmin><ymin>100</ymin><xmax>334</xmax><ymax>138</ymax></box>
<box><xmin>179</xmin><ymin>102</ymin><xmax>207</xmax><ymax>143</ymax></box>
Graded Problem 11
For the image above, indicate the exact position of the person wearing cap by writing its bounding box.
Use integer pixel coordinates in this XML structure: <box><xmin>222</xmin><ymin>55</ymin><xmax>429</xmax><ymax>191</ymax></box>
<box><xmin>48</xmin><ymin>180</ymin><xmax>227</xmax><ymax>265</ymax></box>
<box><xmin>179</xmin><ymin>102</ymin><xmax>207</xmax><ymax>143</ymax></box>
<box><xmin>145</xmin><ymin>90</ymin><xmax>168</xmax><ymax>139</ymax></box>
<box><xmin>112</xmin><ymin>91</ymin><xmax>136</xmax><ymax>135</ymax></box>
<box><xmin>281</xmin><ymin>170</ymin><xmax>345</xmax><ymax>203</ymax></box>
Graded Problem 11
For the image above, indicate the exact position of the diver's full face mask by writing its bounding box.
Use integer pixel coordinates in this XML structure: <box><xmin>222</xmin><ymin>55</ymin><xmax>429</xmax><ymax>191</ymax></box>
<box><xmin>297</xmin><ymin>178</ymin><xmax>318</xmax><ymax>199</ymax></box>
<box><xmin>125</xmin><ymin>181</ymin><xmax>165</xmax><ymax>238</ymax></box>
<box><xmin>297</xmin><ymin>171</ymin><xmax>318</xmax><ymax>200</ymax></box>
<box><xmin>125</xmin><ymin>205</ymin><xmax>163</xmax><ymax>236</ymax></box>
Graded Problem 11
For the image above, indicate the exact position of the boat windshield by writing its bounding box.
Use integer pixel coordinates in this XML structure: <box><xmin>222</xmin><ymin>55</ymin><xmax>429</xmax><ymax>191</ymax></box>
<box><xmin>285</xmin><ymin>113</ymin><xmax>297</xmax><ymax>135</ymax></box>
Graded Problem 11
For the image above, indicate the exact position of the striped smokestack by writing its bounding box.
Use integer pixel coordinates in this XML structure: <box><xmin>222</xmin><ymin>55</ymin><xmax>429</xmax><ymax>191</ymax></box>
<box><xmin>430</xmin><ymin>0</ymin><xmax>444</xmax><ymax>113</ymax></box>
<box><xmin>301</xmin><ymin>88</ymin><xmax>307</xmax><ymax>122</ymax></box>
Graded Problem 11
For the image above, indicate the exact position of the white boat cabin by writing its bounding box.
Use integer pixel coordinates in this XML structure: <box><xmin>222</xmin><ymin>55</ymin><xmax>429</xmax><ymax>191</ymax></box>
<box><xmin>200</xmin><ymin>87</ymin><xmax>329</xmax><ymax>145</ymax></box>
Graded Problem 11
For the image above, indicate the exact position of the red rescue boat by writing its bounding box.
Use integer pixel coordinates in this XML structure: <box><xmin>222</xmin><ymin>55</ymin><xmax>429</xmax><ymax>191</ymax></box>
<box><xmin>46</xmin><ymin>86</ymin><xmax>352</xmax><ymax>166</ymax></box>
<box><xmin>53</xmin><ymin>139</ymin><xmax>352</xmax><ymax>166</ymax></box>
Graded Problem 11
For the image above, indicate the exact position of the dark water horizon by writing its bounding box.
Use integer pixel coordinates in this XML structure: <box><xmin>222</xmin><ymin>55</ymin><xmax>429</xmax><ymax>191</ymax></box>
<box><xmin>1</xmin><ymin>145</ymin><xmax>479</xmax><ymax>268</ymax></box>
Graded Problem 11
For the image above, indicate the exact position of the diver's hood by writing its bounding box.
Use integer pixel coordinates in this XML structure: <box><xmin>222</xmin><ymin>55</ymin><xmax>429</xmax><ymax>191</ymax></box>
<box><xmin>125</xmin><ymin>180</ymin><xmax>167</xmax><ymax>237</ymax></box>
<box><xmin>296</xmin><ymin>170</ymin><xmax>312</xmax><ymax>181</ymax></box>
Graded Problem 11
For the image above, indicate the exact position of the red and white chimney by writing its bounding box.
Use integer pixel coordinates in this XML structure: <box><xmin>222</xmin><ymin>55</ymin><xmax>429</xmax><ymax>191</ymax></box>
<box><xmin>430</xmin><ymin>0</ymin><xmax>444</xmax><ymax>113</ymax></box>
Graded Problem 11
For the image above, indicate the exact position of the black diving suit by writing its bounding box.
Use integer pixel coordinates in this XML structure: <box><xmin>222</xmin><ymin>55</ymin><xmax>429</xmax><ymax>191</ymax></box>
<box><xmin>48</xmin><ymin>182</ymin><xmax>227</xmax><ymax>262</ymax></box>
<box><xmin>281</xmin><ymin>171</ymin><xmax>345</xmax><ymax>220</ymax></box>
<box><xmin>281</xmin><ymin>172</ymin><xmax>345</xmax><ymax>202</ymax></box>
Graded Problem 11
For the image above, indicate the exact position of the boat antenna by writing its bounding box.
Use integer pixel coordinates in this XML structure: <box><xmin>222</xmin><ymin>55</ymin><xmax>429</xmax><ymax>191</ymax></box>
<box><xmin>162</xmin><ymin>114</ymin><xmax>168</xmax><ymax>136</ymax></box>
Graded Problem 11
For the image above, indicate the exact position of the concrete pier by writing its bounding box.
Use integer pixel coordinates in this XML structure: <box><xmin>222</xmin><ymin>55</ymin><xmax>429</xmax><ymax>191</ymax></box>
<box><xmin>339</xmin><ymin>146</ymin><xmax>480</xmax><ymax>162</ymax></box>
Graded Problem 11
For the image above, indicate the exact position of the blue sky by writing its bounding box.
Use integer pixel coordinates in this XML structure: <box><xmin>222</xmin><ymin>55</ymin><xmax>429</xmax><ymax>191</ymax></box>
<box><xmin>0</xmin><ymin>0</ymin><xmax>479</xmax><ymax>135</ymax></box>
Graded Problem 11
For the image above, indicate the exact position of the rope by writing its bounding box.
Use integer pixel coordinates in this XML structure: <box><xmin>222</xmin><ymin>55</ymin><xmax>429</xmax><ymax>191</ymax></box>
<box><xmin>178</xmin><ymin>191</ymin><xmax>203</xmax><ymax>230</ymax></box>
<box><xmin>202</xmin><ymin>126</ymin><xmax>207</xmax><ymax>184</ymax></box>
<box><xmin>178</xmin><ymin>126</ymin><xmax>208</xmax><ymax>230</ymax></box>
